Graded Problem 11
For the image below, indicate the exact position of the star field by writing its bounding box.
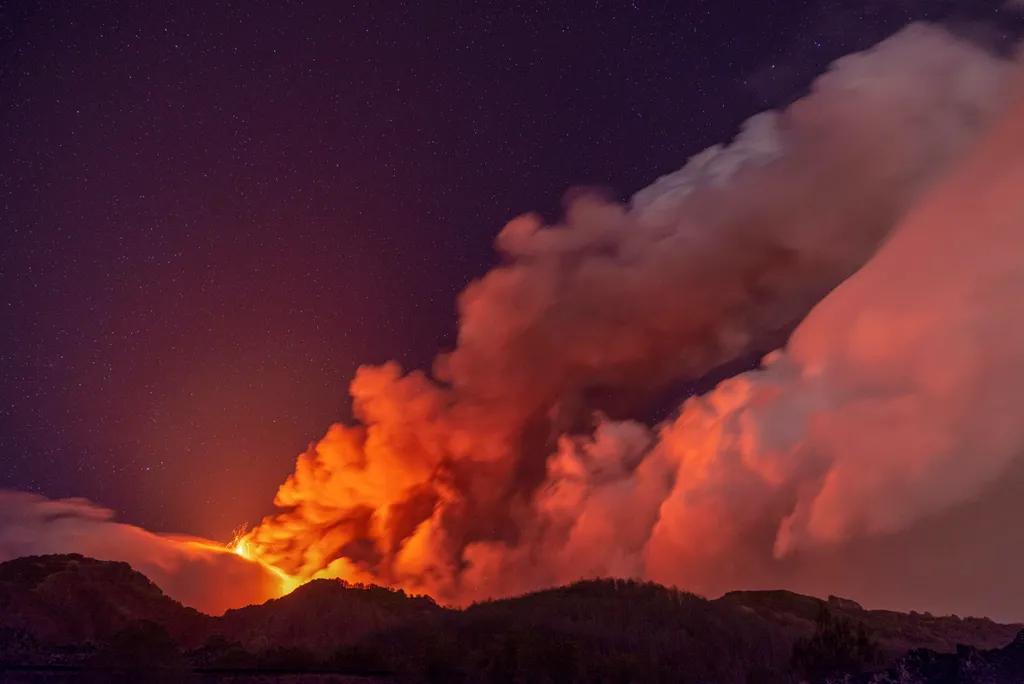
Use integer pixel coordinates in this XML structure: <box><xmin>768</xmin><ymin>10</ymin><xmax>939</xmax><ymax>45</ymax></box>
<box><xmin>1</xmin><ymin>0</ymin><xmax>1019</xmax><ymax>540</ymax></box>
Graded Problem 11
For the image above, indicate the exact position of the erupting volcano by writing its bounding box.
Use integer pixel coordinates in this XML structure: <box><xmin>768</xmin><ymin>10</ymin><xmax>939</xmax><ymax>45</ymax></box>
<box><xmin>5</xmin><ymin>22</ymin><xmax>1024</xmax><ymax>623</ymax></box>
<box><xmin>214</xmin><ymin>24</ymin><xmax>1023</xmax><ymax>613</ymax></box>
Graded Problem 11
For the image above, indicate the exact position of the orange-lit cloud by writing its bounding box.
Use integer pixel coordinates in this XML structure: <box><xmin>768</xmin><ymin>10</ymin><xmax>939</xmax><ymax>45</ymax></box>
<box><xmin>234</xmin><ymin>24</ymin><xmax>1018</xmax><ymax>615</ymax></box>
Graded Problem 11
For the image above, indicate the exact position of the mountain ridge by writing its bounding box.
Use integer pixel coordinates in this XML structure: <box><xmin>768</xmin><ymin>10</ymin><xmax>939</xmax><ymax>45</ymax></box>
<box><xmin>1</xmin><ymin>554</ymin><xmax>1022</xmax><ymax>683</ymax></box>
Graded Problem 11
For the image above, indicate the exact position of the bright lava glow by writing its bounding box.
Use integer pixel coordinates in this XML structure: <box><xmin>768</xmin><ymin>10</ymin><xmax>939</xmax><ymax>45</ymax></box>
<box><xmin>230</xmin><ymin>528</ymin><xmax>304</xmax><ymax>597</ymax></box>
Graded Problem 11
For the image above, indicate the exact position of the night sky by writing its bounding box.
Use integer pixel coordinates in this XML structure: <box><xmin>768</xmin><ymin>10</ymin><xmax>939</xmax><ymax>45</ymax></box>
<box><xmin>2</xmin><ymin>0</ymin><xmax>1019</xmax><ymax>542</ymax></box>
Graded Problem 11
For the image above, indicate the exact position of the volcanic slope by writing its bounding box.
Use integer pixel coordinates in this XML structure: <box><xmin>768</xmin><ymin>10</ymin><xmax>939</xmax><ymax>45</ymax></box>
<box><xmin>2</xmin><ymin>554</ymin><xmax>1022</xmax><ymax>683</ymax></box>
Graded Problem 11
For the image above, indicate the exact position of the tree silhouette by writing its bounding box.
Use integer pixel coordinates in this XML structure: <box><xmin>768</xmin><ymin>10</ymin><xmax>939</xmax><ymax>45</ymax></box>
<box><xmin>89</xmin><ymin>619</ymin><xmax>186</xmax><ymax>673</ymax></box>
<box><xmin>791</xmin><ymin>605</ymin><xmax>878</xmax><ymax>681</ymax></box>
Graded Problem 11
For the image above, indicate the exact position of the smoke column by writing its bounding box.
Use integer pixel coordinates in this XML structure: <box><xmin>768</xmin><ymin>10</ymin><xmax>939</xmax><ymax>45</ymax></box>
<box><xmin>237</xmin><ymin>24</ymin><xmax>1015</xmax><ymax>608</ymax></box>
<box><xmin>501</xmin><ymin>54</ymin><xmax>1024</xmax><ymax>621</ymax></box>
<box><xmin>3</xmin><ymin>24</ymin><xmax>1022</xmax><ymax>620</ymax></box>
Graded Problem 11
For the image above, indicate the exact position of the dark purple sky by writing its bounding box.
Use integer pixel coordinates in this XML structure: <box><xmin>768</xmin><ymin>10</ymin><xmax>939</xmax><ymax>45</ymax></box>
<box><xmin>2</xmin><ymin>0</ymin><xmax>1018</xmax><ymax>541</ymax></box>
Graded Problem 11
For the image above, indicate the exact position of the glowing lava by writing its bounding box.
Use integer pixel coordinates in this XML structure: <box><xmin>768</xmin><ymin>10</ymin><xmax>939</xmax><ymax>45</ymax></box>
<box><xmin>230</xmin><ymin>528</ymin><xmax>304</xmax><ymax>597</ymax></box>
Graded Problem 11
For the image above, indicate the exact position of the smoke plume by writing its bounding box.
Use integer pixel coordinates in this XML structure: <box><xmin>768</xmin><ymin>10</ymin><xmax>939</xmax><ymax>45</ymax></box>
<box><xmin>480</xmin><ymin>56</ymin><xmax>1024</xmax><ymax>621</ymax></box>
<box><xmin>237</xmin><ymin>24</ymin><xmax>1016</xmax><ymax>609</ymax></box>
<box><xmin>3</xmin><ymin>24</ymin><xmax>1022</xmax><ymax>620</ymax></box>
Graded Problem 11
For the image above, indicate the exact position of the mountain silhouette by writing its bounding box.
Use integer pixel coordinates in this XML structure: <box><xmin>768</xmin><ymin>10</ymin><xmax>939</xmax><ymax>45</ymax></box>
<box><xmin>1</xmin><ymin>554</ymin><xmax>1021</xmax><ymax>683</ymax></box>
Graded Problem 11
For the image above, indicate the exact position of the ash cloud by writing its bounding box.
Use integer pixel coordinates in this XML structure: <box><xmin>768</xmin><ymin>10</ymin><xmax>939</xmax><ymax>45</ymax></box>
<box><xmin>239</xmin><ymin>23</ymin><xmax>1016</xmax><ymax>616</ymax></box>
<box><xmin>445</xmin><ymin>23</ymin><xmax>1004</xmax><ymax>430</ymax></box>
<box><xmin>460</xmin><ymin>49</ymin><xmax>1024</xmax><ymax>620</ymax></box>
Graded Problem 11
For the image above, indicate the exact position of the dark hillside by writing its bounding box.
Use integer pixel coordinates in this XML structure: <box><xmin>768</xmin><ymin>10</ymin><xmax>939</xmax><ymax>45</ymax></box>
<box><xmin>346</xmin><ymin>579</ymin><xmax>799</xmax><ymax>683</ymax></box>
<box><xmin>215</xmin><ymin>578</ymin><xmax>444</xmax><ymax>657</ymax></box>
<box><xmin>0</xmin><ymin>554</ymin><xmax>208</xmax><ymax>647</ymax></box>
<box><xmin>827</xmin><ymin>629</ymin><xmax>1024</xmax><ymax>683</ymax></box>
<box><xmin>2</xmin><ymin>555</ymin><xmax>1022</xmax><ymax>683</ymax></box>
<box><xmin>719</xmin><ymin>590</ymin><xmax>1023</xmax><ymax>662</ymax></box>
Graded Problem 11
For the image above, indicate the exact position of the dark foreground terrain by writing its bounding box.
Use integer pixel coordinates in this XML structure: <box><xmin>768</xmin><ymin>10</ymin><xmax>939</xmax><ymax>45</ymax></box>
<box><xmin>0</xmin><ymin>674</ymin><xmax>382</xmax><ymax>684</ymax></box>
<box><xmin>827</xmin><ymin>631</ymin><xmax>1024</xmax><ymax>683</ymax></box>
<box><xmin>1</xmin><ymin>554</ymin><xmax>1022</xmax><ymax>683</ymax></box>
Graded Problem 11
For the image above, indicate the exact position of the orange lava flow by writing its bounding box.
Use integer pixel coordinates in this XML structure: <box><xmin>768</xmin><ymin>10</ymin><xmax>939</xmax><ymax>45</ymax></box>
<box><xmin>228</xmin><ymin>529</ymin><xmax>305</xmax><ymax>597</ymax></box>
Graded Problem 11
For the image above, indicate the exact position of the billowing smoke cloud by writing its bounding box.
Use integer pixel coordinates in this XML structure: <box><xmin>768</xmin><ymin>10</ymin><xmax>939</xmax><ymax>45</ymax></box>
<box><xmin>452</xmin><ymin>23</ymin><xmax>1003</xmax><ymax>426</ymax></box>
<box><xmin>0</xmin><ymin>491</ymin><xmax>288</xmax><ymax>615</ymax></box>
<box><xmin>470</xmin><ymin>59</ymin><xmax>1024</xmax><ymax>621</ymax></box>
<box><xmin>236</xmin><ymin>23</ymin><xmax>1019</xmax><ymax>614</ymax></box>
